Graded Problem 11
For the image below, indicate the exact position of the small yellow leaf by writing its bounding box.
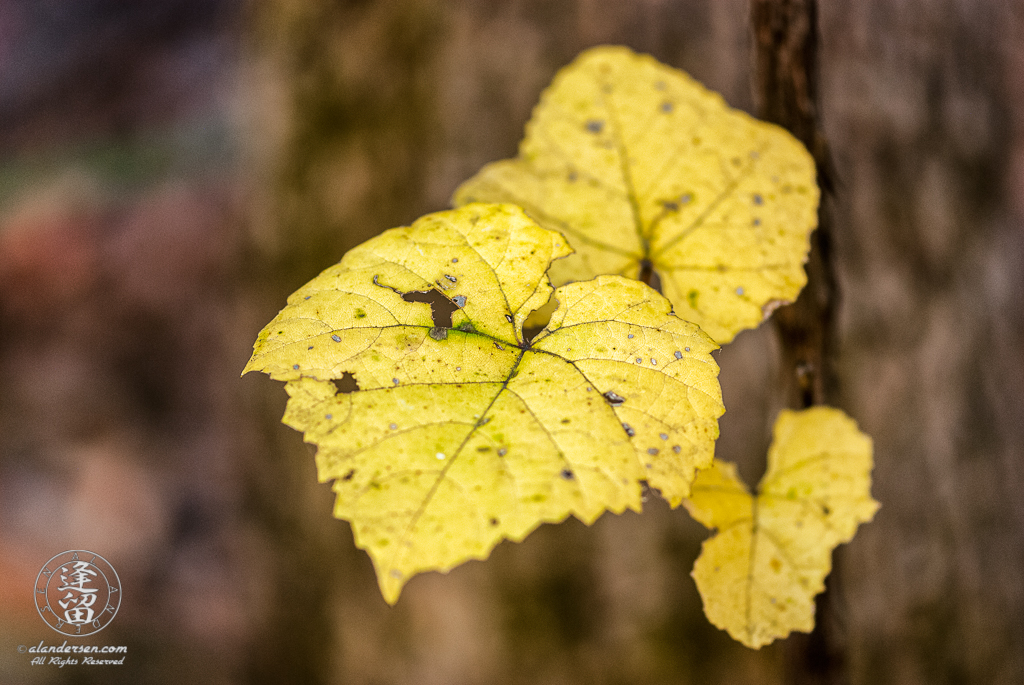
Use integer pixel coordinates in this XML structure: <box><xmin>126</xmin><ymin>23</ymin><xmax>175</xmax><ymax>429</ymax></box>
<box><xmin>245</xmin><ymin>203</ymin><xmax>724</xmax><ymax>603</ymax></box>
<box><xmin>453</xmin><ymin>45</ymin><xmax>819</xmax><ymax>343</ymax></box>
<box><xmin>685</xmin><ymin>407</ymin><xmax>878</xmax><ymax>648</ymax></box>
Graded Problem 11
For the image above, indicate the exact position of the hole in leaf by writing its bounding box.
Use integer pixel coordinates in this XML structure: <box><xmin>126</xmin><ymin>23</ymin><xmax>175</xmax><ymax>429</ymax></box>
<box><xmin>522</xmin><ymin>295</ymin><xmax>557</xmax><ymax>342</ymax></box>
<box><xmin>402</xmin><ymin>289</ymin><xmax>459</xmax><ymax>328</ymax></box>
<box><xmin>522</xmin><ymin>325</ymin><xmax>546</xmax><ymax>342</ymax></box>
<box><xmin>560</xmin><ymin>468</ymin><xmax>575</xmax><ymax>480</ymax></box>
<box><xmin>332</xmin><ymin>372</ymin><xmax>359</xmax><ymax>394</ymax></box>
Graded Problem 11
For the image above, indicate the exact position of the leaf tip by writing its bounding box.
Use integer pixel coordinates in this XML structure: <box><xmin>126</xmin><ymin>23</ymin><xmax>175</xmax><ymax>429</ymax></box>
<box><xmin>241</xmin><ymin>356</ymin><xmax>261</xmax><ymax>378</ymax></box>
<box><xmin>379</xmin><ymin>575</ymin><xmax>404</xmax><ymax>606</ymax></box>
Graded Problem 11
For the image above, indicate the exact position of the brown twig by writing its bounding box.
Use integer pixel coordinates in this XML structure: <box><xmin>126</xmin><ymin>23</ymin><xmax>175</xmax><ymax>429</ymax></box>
<box><xmin>752</xmin><ymin>0</ymin><xmax>845</xmax><ymax>682</ymax></box>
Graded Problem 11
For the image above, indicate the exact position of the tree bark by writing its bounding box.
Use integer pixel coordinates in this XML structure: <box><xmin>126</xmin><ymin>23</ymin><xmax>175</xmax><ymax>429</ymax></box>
<box><xmin>752</xmin><ymin>1</ymin><xmax>846</xmax><ymax>683</ymax></box>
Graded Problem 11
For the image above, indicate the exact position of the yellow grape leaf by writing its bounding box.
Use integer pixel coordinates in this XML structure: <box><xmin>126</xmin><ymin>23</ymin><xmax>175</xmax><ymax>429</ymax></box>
<box><xmin>244</xmin><ymin>203</ymin><xmax>724</xmax><ymax>603</ymax></box>
<box><xmin>453</xmin><ymin>45</ymin><xmax>819</xmax><ymax>343</ymax></box>
<box><xmin>684</xmin><ymin>407</ymin><xmax>878</xmax><ymax>648</ymax></box>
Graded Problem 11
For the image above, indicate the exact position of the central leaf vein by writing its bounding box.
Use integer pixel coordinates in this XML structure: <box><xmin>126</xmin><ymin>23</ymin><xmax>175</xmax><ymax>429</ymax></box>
<box><xmin>601</xmin><ymin>75</ymin><xmax>648</xmax><ymax>256</ymax></box>
<box><xmin>388</xmin><ymin>346</ymin><xmax>528</xmax><ymax>571</ymax></box>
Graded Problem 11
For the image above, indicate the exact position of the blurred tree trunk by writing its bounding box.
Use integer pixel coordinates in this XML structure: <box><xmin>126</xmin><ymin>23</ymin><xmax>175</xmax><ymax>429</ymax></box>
<box><xmin>819</xmin><ymin>2</ymin><xmax>1024</xmax><ymax>684</ymax></box>
<box><xmin>752</xmin><ymin>1</ymin><xmax>847</xmax><ymax>683</ymax></box>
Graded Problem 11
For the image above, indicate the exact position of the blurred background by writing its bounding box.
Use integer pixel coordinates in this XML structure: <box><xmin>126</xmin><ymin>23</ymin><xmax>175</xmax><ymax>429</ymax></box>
<box><xmin>1</xmin><ymin>1</ymin><xmax>1022</xmax><ymax>683</ymax></box>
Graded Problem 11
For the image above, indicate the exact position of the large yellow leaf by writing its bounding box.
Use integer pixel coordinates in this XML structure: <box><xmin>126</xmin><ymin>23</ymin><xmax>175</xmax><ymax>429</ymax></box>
<box><xmin>453</xmin><ymin>45</ymin><xmax>819</xmax><ymax>343</ymax></box>
<box><xmin>684</xmin><ymin>407</ymin><xmax>878</xmax><ymax>648</ymax></box>
<box><xmin>244</xmin><ymin>203</ymin><xmax>724</xmax><ymax>603</ymax></box>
